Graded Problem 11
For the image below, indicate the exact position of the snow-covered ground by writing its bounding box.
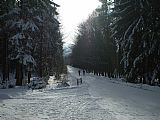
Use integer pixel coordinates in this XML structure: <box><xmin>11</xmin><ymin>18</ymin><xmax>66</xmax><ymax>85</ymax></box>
<box><xmin>0</xmin><ymin>66</ymin><xmax>160</xmax><ymax>120</ymax></box>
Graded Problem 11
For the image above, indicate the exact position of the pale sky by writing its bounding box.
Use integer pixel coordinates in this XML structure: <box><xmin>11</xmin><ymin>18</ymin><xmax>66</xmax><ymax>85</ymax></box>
<box><xmin>54</xmin><ymin>0</ymin><xmax>101</xmax><ymax>48</ymax></box>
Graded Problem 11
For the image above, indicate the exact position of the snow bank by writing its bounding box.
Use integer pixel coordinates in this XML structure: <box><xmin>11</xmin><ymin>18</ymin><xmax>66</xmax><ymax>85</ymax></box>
<box><xmin>0</xmin><ymin>73</ymin><xmax>16</xmax><ymax>89</ymax></box>
<box><xmin>56</xmin><ymin>81</ymin><xmax>70</xmax><ymax>88</ymax></box>
<box><xmin>110</xmin><ymin>77</ymin><xmax>160</xmax><ymax>93</ymax></box>
<box><xmin>28</xmin><ymin>77</ymin><xmax>47</xmax><ymax>89</ymax></box>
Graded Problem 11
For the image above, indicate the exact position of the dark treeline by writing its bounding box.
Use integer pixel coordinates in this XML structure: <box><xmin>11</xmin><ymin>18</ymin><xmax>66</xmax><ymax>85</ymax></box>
<box><xmin>71</xmin><ymin>0</ymin><xmax>120</xmax><ymax>78</ymax></box>
<box><xmin>70</xmin><ymin>0</ymin><xmax>160</xmax><ymax>85</ymax></box>
<box><xmin>0</xmin><ymin>0</ymin><xmax>64</xmax><ymax>87</ymax></box>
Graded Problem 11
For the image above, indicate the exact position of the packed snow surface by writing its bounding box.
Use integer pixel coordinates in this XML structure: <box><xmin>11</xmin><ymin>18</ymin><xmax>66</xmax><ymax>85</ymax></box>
<box><xmin>0</xmin><ymin>66</ymin><xmax>160</xmax><ymax>120</ymax></box>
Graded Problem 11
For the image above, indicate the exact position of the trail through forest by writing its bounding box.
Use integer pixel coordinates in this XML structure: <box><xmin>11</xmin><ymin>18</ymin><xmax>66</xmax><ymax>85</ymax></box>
<box><xmin>0</xmin><ymin>66</ymin><xmax>160</xmax><ymax>120</ymax></box>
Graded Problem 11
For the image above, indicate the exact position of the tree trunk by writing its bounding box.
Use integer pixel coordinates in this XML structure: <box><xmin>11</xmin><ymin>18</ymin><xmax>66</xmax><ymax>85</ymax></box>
<box><xmin>2</xmin><ymin>32</ymin><xmax>9</xmax><ymax>83</ymax></box>
<box><xmin>16</xmin><ymin>62</ymin><xmax>23</xmax><ymax>86</ymax></box>
<box><xmin>28</xmin><ymin>71</ymin><xmax>31</xmax><ymax>83</ymax></box>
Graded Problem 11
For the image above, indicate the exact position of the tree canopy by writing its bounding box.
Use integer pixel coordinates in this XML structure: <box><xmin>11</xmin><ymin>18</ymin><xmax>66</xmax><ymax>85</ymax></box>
<box><xmin>70</xmin><ymin>0</ymin><xmax>160</xmax><ymax>85</ymax></box>
<box><xmin>0</xmin><ymin>0</ymin><xmax>64</xmax><ymax>87</ymax></box>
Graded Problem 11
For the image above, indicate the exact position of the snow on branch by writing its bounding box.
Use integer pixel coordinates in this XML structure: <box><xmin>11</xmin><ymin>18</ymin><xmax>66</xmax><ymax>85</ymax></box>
<box><xmin>10</xmin><ymin>33</ymin><xmax>26</xmax><ymax>45</ymax></box>
<box><xmin>133</xmin><ymin>54</ymin><xmax>143</xmax><ymax>68</ymax></box>
<box><xmin>22</xmin><ymin>20</ymin><xmax>39</xmax><ymax>32</ymax></box>
<box><xmin>34</xmin><ymin>16</ymin><xmax>43</xmax><ymax>22</ymax></box>
<box><xmin>23</xmin><ymin>54</ymin><xmax>36</xmax><ymax>66</ymax></box>
<box><xmin>15</xmin><ymin>54</ymin><xmax>36</xmax><ymax>66</ymax></box>
<box><xmin>10</xmin><ymin>19</ymin><xmax>24</xmax><ymax>29</ymax></box>
<box><xmin>123</xmin><ymin>19</ymin><xmax>138</xmax><ymax>40</ymax></box>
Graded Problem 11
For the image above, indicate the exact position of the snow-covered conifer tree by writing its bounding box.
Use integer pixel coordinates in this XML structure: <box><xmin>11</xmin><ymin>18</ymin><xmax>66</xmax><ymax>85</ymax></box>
<box><xmin>111</xmin><ymin>0</ymin><xmax>160</xmax><ymax>84</ymax></box>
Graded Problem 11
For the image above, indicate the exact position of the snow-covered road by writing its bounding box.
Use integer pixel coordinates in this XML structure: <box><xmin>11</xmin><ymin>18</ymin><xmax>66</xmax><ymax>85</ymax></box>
<box><xmin>69</xmin><ymin>66</ymin><xmax>160</xmax><ymax>120</ymax></box>
<box><xmin>84</xmin><ymin>73</ymin><xmax>160</xmax><ymax>120</ymax></box>
<box><xmin>0</xmin><ymin>66</ymin><xmax>160</xmax><ymax>120</ymax></box>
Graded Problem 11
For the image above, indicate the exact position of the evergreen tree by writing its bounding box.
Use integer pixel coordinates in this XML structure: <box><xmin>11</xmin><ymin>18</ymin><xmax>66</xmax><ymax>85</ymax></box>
<box><xmin>0</xmin><ymin>0</ymin><xmax>16</xmax><ymax>84</ymax></box>
<box><xmin>111</xmin><ymin>0</ymin><xmax>160</xmax><ymax>83</ymax></box>
<box><xmin>71</xmin><ymin>1</ymin><xmax>118</xmax><ymax>77</ymax></box>
<box><xmin>0</xmin><ymin>0</ymin><xmax>64</xmax><ymax>87</ymax></box>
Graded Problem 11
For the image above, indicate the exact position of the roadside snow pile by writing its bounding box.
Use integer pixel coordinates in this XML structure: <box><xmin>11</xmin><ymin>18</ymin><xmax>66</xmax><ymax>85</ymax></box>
<box><xmin>0</xmin><ymin>73</ymin><xmax>16</xmax><ymax>89</ymax></box>
<box><xmin>56</xmin><ymin>81</ymin><xmax>70</xmax><ymax>88</ymax></box>
<box><xmin>109</xmin><ymin>78</ymin><xmax>160</xmax><ymax>92</ymax></box>
<box><xmin>55</xmin><ymin>74</ymin><xmax>70</xmax><ymax>88</ymax></box>
<box><xmin>28</xmin><ymin>77</ymin><xmax>47</xmax><ymax>89</ymax></box>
